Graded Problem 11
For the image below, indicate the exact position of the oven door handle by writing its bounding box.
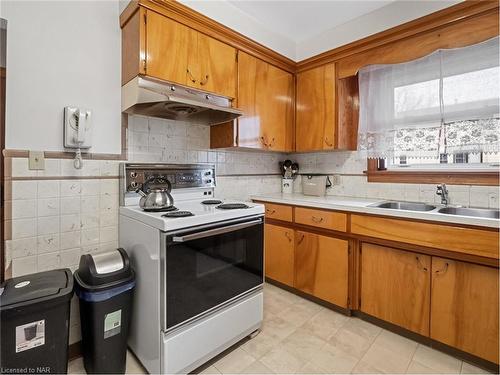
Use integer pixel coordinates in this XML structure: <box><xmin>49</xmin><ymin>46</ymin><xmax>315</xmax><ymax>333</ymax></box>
<box><xmin>171</xmin><ymin>219</ymin><xmax>262</xmax><ymax>242</ymax></box>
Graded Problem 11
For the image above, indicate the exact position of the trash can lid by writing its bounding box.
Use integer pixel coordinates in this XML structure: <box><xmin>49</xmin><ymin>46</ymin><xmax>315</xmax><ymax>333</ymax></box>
<box><xmin>74</xmin><ymin>248</ymin><xmax>134</xmax><ymax>291</ymax></box>
<box><xmin>0</xmin><ymin>269</ymin><xmax>74</xmax><ymax>310</ymax></box>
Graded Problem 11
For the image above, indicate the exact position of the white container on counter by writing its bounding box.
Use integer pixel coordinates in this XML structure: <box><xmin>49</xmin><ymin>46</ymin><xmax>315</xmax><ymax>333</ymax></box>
<box><xmin>302</xmin><ymin>175</ymin><xmax>328</xmax><ymax>196</ymax></box>
<box><xmin>281</xmin><ymin>178</ymin><xmax>293</xmax><ymax>194</ymax></box>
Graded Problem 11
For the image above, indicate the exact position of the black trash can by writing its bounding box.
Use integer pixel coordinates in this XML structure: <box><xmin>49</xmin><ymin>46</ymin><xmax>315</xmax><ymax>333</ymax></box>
<box><xmin>74</xmin><ymin>248</ymin><xmax>135</xmax><ymax>374</ymax></box>
<box><xmin>0</xmin><ymin>269</ymin><xmax>74</xmax><ymax>374</ymax></box>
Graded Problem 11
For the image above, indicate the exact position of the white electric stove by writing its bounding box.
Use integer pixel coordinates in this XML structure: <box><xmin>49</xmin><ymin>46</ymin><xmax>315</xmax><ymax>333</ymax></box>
<box><xmin>119</xmin><ymin>163</ymin><xmax>264</xmax><ymax>375</ymax></box>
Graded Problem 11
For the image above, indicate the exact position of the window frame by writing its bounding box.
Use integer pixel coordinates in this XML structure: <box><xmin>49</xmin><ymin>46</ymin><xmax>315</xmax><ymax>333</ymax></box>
<box><xmin>365</xmin><ymin>158</ymin><xmax>499</xmax><ymax>185</ymax></box>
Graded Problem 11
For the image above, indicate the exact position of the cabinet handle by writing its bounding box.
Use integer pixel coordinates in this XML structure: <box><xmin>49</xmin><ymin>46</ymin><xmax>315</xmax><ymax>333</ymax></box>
<box><xmin>260</xmin><ymin>136</ymin><xmax>269</xmax><ymax>147</ymax></box>
<box><xmin>284</xmin><ymin>231</ymin><xmax>292</xmax><ymax>242</ymax></box>
<box><xmin>269</xmin><ymin>137</ymin><xmax>275</xmax><ymax>148</ymax></box>
<box><xmin>187</xmin><ymin>68</ymin><xmax>197</xmax><ymax>83</ymax></box>
<box><xmin>266</xmin><ymin>208</ymin><xmax>276</xmax><ymax>215</ymax></box>
<box><xmin>200</xmin><ymin>74</ymin><xmax>209</xmax><ymax>86</ymax></box>
<box><xmin>311</xmin><ymin>216</ymin><xmax>324</xmax><ymax>223</ymax></box>
<box><xmin>415</xmin><ymin>256</ymin><xmax>428</xmax><ymax>272</ymax></box>
<box><xmin>324</xmin><ymin>137</ymin><xmax>333</xmax><ymax>147</ymax></box>
<box><xmin>434</xmin><ymin>262</ymin><xmax>449</xmax><ymax>275</ymax></box>
<box><xmin>297</xmin><ymin>234</ymin><xmax>305</xmax><ymax>245</ymax></box>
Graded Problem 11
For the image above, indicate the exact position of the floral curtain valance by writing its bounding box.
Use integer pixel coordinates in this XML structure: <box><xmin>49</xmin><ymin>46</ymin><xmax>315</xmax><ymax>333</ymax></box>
<box><xmin>357</xmin><ymin>36</ymin><xmax>500</xmax><ymax>159</ymax></box>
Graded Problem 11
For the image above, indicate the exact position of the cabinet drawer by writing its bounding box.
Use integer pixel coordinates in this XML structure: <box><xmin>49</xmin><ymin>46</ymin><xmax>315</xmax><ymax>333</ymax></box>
<box><xmin>351</xmin><ymin>215</ymin><xmax>499</xmax><ymax>259</ymax></box>
<box><xmin>294</xmin><ymin>207</ymin><xmax>347</xmax><ymax>232</ymax></box>
<box><xmin>263</xmin><ymin>203</ymin><xmax>293</xmax><ymax>222</ymax></box>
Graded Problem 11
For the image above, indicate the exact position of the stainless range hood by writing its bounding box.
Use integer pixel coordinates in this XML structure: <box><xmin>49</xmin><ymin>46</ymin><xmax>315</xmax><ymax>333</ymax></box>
<box><xmin>122</xmin><ymin>76</ymin><xmax>242</xmax><ymax>125</ymax></box>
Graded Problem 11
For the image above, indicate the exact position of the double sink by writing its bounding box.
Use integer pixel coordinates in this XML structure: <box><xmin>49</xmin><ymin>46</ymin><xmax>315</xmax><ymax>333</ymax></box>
<box><xmin>369</xmin><ymin>201</ymin><xmax>500</xmax><ymax>219</ymax></box>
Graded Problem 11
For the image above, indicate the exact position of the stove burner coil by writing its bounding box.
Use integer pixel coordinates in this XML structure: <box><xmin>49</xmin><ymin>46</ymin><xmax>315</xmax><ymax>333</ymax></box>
<box><xmin>143</xmin><ymin>206</ymin><xmax>178</xmax><ymax>212</ymax></box>
<box><xmin>201</xmin><ymin>200</ymin><xmax>223</xmax><ymax>205</ymax></box>
<box><xmin>162</xmin><ymin>211</ymin><xmax>194</xmax><ymax>218</ymax></box>
<box><xmin>216</xmin><ymin>203</ymin><xmax>250</xmax><ymax>210</ymax></box>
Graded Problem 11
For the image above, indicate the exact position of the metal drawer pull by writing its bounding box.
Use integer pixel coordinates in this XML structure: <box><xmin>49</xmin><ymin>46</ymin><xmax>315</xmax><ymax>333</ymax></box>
<box><xmin>172</xmin><ymin>219</ymin><xmax>262</xmax><ymax>242</ymax></box>
<box><xmin>266</xmin><ymin>209</ymin><xmax>276</xmax><ymax>215</ymax></box>
<box><xmin>284</xmin><ymin>231</ymin><xmax>292</xmax><ymax>242</ymax></box>
<box><xmin>297</xmin><ymin>234</ymin><xmax>305</xmax><ymax>244</ymax></box>
<box><xmin>415</xmin><ymin>256</ymin><xmax>428</xmax><ymax>272</ymax></box>
<box><xmin>434</xmin><ymin>262</ymin><xmax>449</xmax><ymax>275</ymax></box>
<box><xmin>311</xmin><ymin>216</ymin><xmax>324</xmax><ymax>223</ymax></box>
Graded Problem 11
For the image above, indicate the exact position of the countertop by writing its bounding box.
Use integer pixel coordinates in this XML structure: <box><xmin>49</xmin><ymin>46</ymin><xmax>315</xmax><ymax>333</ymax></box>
<box><xmin>251</xmin><ymin>193</ymin><xmax>500</xmax><ymax>229</ymax></box>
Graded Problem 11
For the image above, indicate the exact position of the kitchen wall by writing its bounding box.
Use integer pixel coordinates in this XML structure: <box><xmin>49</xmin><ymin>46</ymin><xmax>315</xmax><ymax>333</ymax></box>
<box><xmin>1</xmin><ymin>1</ymin><xmax>122</xmax><ymax>154</ymax></box>
<box><xmin>290</xmin><ymin>151</ymin><xmax>500</xmax><ymax>209</ymax></box>
<box><xmin>127</xmin><ymin>115</ymin><xmax>284</xmax><ymax>199</ymax></box>
<box><xmin>4</xmin><ymin>157</ymin><xmax>121</xmax><ymax>343</ymax></box>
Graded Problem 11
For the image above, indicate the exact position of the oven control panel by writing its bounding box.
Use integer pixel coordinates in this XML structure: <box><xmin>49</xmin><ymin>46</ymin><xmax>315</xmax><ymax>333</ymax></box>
<box><xmin>121</xmin><ymin>163</ymin><xmax>215</xmax><ymax>193</ymax></box>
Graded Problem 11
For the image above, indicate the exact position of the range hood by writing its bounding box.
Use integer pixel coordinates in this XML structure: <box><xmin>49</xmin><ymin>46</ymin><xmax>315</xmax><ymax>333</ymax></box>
<box><xmin>122</xmin><ymin>76</ymin><xmax>242</xmax><ymax>125</ymax></box>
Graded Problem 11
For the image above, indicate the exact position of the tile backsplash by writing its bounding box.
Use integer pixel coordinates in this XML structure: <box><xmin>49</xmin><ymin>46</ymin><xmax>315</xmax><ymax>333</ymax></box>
<box><xmin>291</xmin><ymin>151</ymin><xmax>499</xmax><ymax>208</ymax></box>
<box><xmin>127</xmin><ymin>115</ymin><xmax>284</xmax><ymax>201</ymax></box>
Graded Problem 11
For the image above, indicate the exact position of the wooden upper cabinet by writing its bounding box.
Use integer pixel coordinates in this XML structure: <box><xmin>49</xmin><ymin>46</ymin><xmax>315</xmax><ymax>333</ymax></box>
<box><xmin>197</xmin><ymin>34</ymin><xmax>237</xmax><ymax>98</ymax></box>
<box><xmin>295</xmin><ymin>231</ymin><xmax>349</xmax><ymax>307</ymax></box>
<box><xmin>237</xmin><ymin>52</ymin><xmax>294</xmax><ymax>152</ymax></box>
<box><xmin>296</xmin><ymin>63</ymin><xmax>336</xmax><ymax>152</ymax></box>
<box><xmin>264</xmin><ymin>224</ymin><xmax>295</xmax><ymax>287</ymax></box>
<box><xmin>145</xmin><ymin>10</ymin><xmax>193</xmax><ymax>86</ymax></box>
<box><xmin>123</xmin><ymin>9</ymin><xmax>237</xmax><ymax>98</ymax></box>
<box><xmin>431</xmin><ymin>258</ymin><xmax>499</xmax><ymax>364</ymax></box>
<box><xmin>360</xmin><ymin>243</ymin><xmax>431</xmax><ymax>336</ymax></box>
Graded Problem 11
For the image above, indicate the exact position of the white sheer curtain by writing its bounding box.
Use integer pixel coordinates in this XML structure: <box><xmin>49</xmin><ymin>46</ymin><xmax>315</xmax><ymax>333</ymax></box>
<box><xmin>357</xmin><ymin>36</ymin><xmax>500</xmax><ymax>159</ymax></box>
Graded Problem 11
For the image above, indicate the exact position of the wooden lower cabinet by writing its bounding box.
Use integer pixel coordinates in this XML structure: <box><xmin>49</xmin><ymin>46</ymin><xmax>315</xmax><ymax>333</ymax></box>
<box><xmin>360</xmin><ymin>243</ymin><xmax>431</xmax><ymax>336</ymax></box>
<box><xmin>431</xmin><ymin>258</ymin><xmax>499</xmax><ymax>364</ymax></box>
<box><xmin>295</xmin><ymin>231</ymin><xmax>349</xmax><ymax>308</ymax></box>
<box><xmin>264</xmin><ymin>224</ymin><xmax>294</xmax><ymax>287</ymax></box>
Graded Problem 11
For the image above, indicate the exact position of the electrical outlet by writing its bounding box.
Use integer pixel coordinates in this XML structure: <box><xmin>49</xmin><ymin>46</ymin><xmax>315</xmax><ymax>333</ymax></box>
<box><xmin>28</xmin><ymin>151</ymin><xmax>45</xmax><ymax>170</ymax></box>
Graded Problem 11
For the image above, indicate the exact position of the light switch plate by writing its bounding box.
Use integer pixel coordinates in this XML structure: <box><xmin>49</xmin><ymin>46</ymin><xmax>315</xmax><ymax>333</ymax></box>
<box><xmin>29</xmin><ymin>151</ymin><xmax>45</xmax><ymax>170</ymax></box>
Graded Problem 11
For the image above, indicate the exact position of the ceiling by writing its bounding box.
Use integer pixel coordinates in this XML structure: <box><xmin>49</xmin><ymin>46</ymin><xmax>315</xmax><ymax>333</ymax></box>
<box><xmin>226</xmin><ymin>1</ymin><xmax>394</xmax><ymax>43</ymax></box>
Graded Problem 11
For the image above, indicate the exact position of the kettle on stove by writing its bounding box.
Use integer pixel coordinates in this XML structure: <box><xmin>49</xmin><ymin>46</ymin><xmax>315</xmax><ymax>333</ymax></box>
<box><xmin>136</xmin><ymin>178</ymin><xmax>174</xmax><ymax>211</ymax></box>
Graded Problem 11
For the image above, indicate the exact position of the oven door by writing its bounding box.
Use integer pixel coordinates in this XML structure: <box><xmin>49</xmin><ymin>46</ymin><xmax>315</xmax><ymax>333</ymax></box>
<box><xmin>161</xmin><ymin>215</ymin><xmax>264</xmax><ymax>331</ymax></box>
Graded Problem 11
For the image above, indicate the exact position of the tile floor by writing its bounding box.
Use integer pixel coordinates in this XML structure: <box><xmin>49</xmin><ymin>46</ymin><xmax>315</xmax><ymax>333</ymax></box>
<box><xmin>68</xmin><ymin>283</ymin><xmax>490</xmax><ymax>374</ymax></box>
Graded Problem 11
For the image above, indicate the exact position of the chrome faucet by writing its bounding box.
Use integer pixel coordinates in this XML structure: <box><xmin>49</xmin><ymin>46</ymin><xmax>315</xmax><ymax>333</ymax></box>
<box><xmin>436</xmin><ymin>184</ymin><xmax>449</xmax><ymax>206</ymax></box>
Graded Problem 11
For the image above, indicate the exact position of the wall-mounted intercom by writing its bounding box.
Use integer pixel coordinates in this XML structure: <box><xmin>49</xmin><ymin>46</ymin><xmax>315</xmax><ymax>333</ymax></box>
<box><xmin>64</xmin><ymin>106</ymin><xmax>92</xmax><ymax>169</ymax></box>
<box><xmin>64</xmin><ymin>106</ymin><xmax>92</xmax><ymax>149</ymax></box>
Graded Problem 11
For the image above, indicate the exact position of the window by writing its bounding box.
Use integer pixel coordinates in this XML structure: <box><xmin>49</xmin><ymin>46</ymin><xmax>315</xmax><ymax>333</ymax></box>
<box><xmin>358</xmin><ymin>37</ymin><xmax>500</xmax><ymax>173</ymax></box>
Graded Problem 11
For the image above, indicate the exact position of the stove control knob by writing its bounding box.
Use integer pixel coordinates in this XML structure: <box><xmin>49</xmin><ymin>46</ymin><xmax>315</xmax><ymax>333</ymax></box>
<box><xmin>206</xmin><ymin>179</ymin><xmax>212</xmax><ymax>184</ymax></box>
<box><xmin>205</xmin><ymin>171</ymin><xmax>211</xmax><ymax>176</ymax></box>
<box><xmin>130</xmin><ymin>171</ymin><xmax>137</xmax><ymax>178</ymax></box>
<box><xmin>130</xmin><ymin>181</ymin><xmax>138</xmax><ymax>189</ymax></box>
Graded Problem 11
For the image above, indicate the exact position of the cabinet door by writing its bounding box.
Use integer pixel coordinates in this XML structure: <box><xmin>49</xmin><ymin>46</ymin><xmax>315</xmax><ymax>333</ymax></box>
<box><xmin>295</xmin><ymin>231</ymin><xmax>348</xmax><ymax>307</ymax></box>
<box><xmin>431</xmin><ymin>258</ymin><xmax>499</xmax><ymax>364</ymax></box>
<box><xmin>296</xmin><ymin>63</ymin><xmax>336</xmax><ymax>152</ymax></box>
<box><xmin>237</xmin><ymin>52</ymin><xmax>294</xmax><ymax>152</ymax></box>
<box><xmin>145</xmin><ymin>11</ymin><xmax>194</xmax><ymax>86</ymax></box>
<box><xmin>196</xmin><ymin>33</ymin><xmax>237</xmax><ymax>98</ymax></box>
<box><xmin>360</xmin><ymin>243</ymin><xmax>431</xmax><ymax>335</ymax></box>
<box><xmin>264</xmin><ymin>224</ymin><xmax>294</xmax><ymax>287</ymax></box>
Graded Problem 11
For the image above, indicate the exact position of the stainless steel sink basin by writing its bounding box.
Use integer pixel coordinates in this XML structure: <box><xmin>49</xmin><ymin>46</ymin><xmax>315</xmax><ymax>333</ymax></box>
<box><xmin>370</xmin><ymin>201</ymin><xmax>436</xmax><ymax>212</ymax></box>
<box><xmin>437</xmin><ymin>207</ymin><xmax>500</xmax><ymax>219</ymax></box>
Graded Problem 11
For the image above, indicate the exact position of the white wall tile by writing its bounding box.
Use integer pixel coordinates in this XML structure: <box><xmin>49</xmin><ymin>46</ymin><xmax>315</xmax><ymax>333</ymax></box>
<box><xmin>37</xmin><ymin>216</ymin><xmax>60</xmax><ymax>235</ymax></box>
<box><xmin>37</xmin><ymin>252</ymin><xmax>61</xmax><ymax>272</ymax></box>
<box><xmin>38</xmin><ymin>180</ymin><xmax>60</xmax><ymax>198</ymax></box>
<box><xmin>12</xmin><ymin>256</ymin><xmax>37</xmax><ymax>277</ymax></box>
<box><xmin>10</xmin><ymin>200</ymin><xmax>36</xmax><ymax>219</ymax></box>
<box><xmin>37</xmin><ymin>234</ymin><xmax>60</xmax><ymax>254</ymax></box>
<box><xmin>11</xmin><ymin>218</ymin><xmax>37</xmax><ymax>239</ymax></box>
<box><xmin>60</xmin><ymin>181</ymin><xmax>82</xmax><ymax>196</ymax></box>
<box><xmin>6</xmin><ymin>238</ymin><xmax>37</xmax><ymax>259</ymax></box>
<box><xmin>60</xmin><ymin>231</ymin><xmax>81</xmax><ymax>250</ymax></box>
<box><xmin>37</xmin><ymin>198</ymin><xmax>60</xmax><ymax>217</ymax></box>
<box><xmin>60</xmin><ymin>197</ymin><xmax>81</xmax><ymax>215</ymax></box>
<box><xmin>11</xmin><ymin>181</ymin><xmax>37</xmax><ymax>200</ymax></box>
